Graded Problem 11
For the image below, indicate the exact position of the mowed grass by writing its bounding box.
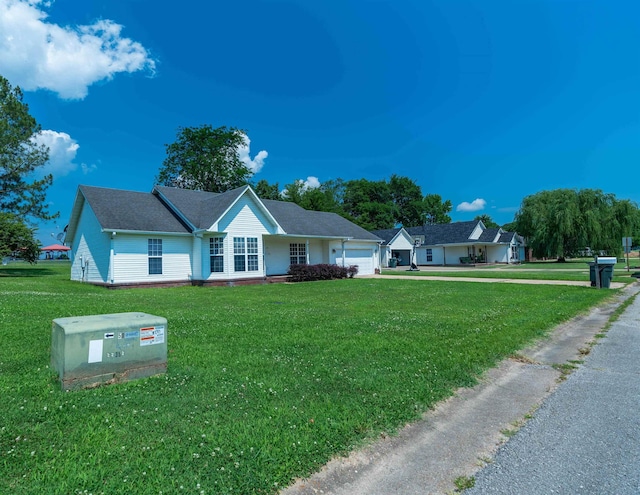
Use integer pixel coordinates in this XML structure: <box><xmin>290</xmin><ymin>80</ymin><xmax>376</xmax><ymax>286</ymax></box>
<box><xmin>383</xmin><ymin>260</ymin><xmax>635</xmax><ymax>283</ymax></box>
<box><xmin>0</xmin><ymin>262</ymin><xmax>614</xmax><ymax>494</ymax></box>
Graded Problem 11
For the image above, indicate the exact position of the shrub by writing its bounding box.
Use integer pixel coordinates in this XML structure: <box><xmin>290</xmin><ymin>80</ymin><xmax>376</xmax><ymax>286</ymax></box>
<box><xmin>287</xmin><ymin>263</ymin><xmax>353</xmax><ymax>282</ymax></box>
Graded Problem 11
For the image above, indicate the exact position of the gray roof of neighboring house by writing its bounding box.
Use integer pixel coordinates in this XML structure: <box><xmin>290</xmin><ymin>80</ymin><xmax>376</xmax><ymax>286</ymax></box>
<box><xmin>77</xmin><ymin>185</ymin><xmax>191</xmax><ymax>233</ymax></box>
<box><xmin>406</xmin><ymin>221</ymin><xmax>480</xmax><ymax>245</ymax></box>
<box><xmin>366</xmin><ymin>228</ymin><xmax>404</xmax><ymax>245</ymax></box>
<box><xmin>71</xmin><ymin>185</ymin><xmax>381</xmax><ymax>242</ymax></box>
<box><xmin>479</xmin><ymin>228</ymin><xmax>501</xmax><ymax>243</ymax></box>
<box><xmin>499</xmin><ymin>231</ymin><xmax>518</xmax><ymax>243</ymax></box>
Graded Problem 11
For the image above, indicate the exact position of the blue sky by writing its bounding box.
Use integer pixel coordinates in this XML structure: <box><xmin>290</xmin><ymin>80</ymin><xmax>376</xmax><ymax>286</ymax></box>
<box><xmin>1</xmin><ymin>0</ymin><xmax>638</xmax><ymax>244</ymax></box>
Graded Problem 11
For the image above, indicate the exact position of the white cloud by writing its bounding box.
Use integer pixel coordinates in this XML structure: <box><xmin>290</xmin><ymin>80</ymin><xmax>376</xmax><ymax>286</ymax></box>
<box><xmin>456</xmin><ymin>198</ymin><xmax>486</xmax><ymax>212</ymax></box>
<box><xmin>302</xmin><ymin>176</ymin><xmax>320</xmax><ymax>190</ymax></box>
<box><xmin>280</xmin><ymin>177</ymin><xmax>321</xmax><ymax>199</ymax></box>
<box><xmin>0</xmin><ymin>0</ymin><xmax>156</xmax><ymax>99</ymax></box>
<box><xmin>238</xmin><ymin>134</ymin><xmax>268</xmax><ymax>174</ymax></box>
<box><xmin>32</xmin><ymin>129</ymin><xmax>96</xmax><ymax>176</ymax></box>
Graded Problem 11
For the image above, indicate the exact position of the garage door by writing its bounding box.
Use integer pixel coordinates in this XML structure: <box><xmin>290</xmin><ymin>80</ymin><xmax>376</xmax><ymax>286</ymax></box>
<box><xmin>343</xmin><ymin>249</ymin><xmax>374</xmax><ymax>275</ymax></box>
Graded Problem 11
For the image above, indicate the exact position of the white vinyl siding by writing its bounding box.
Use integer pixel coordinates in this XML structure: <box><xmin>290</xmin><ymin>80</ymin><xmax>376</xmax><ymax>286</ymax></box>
<box><xmin>263</xmin><ymin>237</ymin><xmax>329</xmax><ymax>275</ymax></box>
<box><xmin>70</xmin><ymin>202</ymin><xmax>111</xmax><ymax>283</ymax></box>
<box><xmin>204</xmin><ymin>196</ymin><xmax>271</xmax><ymax>280</ymax></box>
<box><xmin>111</xmin><ymin>235</ymin><xmax>192</xmax><ymax>283</ymax></box>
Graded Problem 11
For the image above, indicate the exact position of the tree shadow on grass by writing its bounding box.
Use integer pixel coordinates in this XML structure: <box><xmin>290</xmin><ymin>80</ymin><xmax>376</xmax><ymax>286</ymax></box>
<box><xmin>0</xmin><ymin>267</ymin><xmax>58</xmax><ymax>277</ymax></box>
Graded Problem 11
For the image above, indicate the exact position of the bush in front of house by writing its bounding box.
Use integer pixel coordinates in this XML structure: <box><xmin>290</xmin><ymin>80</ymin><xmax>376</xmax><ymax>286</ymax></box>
<box><xmin>287</xmin><ymin>263</ymin><xmax>359</xmax><ymax>282</ymax></box>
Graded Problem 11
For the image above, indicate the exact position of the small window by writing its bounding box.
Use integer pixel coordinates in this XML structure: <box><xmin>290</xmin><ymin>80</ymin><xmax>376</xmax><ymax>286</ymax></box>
<box><xmin>148</xmin><ymin>239</ymin><xmax>162</xmax><ymax>275</ymax></box>
<box><xmin>426</xmin><ymin>248</ymin><xmax>433</xmax><ymax>262</ymax></box>
<box><xmin>290</xmin><ymin>243</ymin><xmax>306</xmax><ymax>265</ymax></box>
<box><xmin>210</xmin><ymin>237</ymin><xmax>224</xmax><ymax>273</ymax></box>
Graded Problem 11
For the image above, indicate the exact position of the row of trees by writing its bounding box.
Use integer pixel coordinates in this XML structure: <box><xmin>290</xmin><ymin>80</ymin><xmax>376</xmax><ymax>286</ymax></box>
<box><xmin>2</xmin><ymin>93</ymin><xmax>639</xmax><ymax>263</ymax></box>
<box><xmin>156</xmin><ymin>125</ymin><xmax>455</xmax><ymax>230</ymax></box>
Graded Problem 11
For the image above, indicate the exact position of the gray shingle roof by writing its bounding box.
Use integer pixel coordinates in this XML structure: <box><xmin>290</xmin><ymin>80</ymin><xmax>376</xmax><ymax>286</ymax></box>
<box><xmin>406</xmin><ymin>221</ymin><xmax>479</xmax><ymax>245</ymax></box>
<box><xmin>72</xmin><ymin>185</ymin><xmax>381</xmax><ymax>242</ymax></box>
<box><xmin>262</xmin><ymin>199</ymin><xmax>381</xmax><ymax>240</ymax></box>
<box><xmin>78</xmin><ymin>185</ymin><xmax>191</xmax><ymax>233</ymax></box>
<box><xmin>370</xmin><ymin>228</ymin><xmax>403</xmax><ymax>245</ymax></box>
<box><xmin>499</xmin><ymin>231</ymin><xmax>517</xmax><ymax>243</ymax></box>
<box><xmin>154</xmin><ymin>185</ymin><xmax>249</xmax><ymax>230</ymax></box>
<box><xmin>479</xmin><ymin>228</ymin><xmax>500</xmax><ymax>243</ymax></box>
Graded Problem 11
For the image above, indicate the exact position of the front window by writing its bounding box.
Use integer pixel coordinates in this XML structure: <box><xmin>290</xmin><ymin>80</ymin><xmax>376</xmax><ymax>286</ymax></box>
<box><xmin>426</xmin><ymin>248</ymin><xmax>433</xmax><ymax>262</ymax></box>
<box><xmin>210</xmin><ymin>236</ymin><xmax>224</xmax><ymax>273</ymax></box>
<box><xmin>148</xmin><ymin>239</ymin><xmax>162</xmax><ymax>275</ymax></box>
<box><xmin>290</xmin><ymin>243</ymin><xmax>306</xmax><ymax>265</ymax></box>
<box><xmin>234</xmin><ymin>237</ymin><xmax>259</xmax><ymax>272</ymax></box>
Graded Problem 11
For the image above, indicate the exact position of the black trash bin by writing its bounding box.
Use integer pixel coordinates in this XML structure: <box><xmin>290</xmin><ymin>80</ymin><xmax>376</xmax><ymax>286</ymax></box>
<box><xmin>588</xmin><ymin>257</ymin><xmax>616</xmax><ymax>288</ymax></box>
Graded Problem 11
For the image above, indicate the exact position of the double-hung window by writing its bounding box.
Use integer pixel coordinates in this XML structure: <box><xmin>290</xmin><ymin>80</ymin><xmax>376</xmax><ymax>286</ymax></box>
<box><xmin>234</xmin><ymin>237</ymin><xmax>246</xmax><ymax>271</ymax></box>
<box><xmin>290</xmin><ymin>243</ymin><xmax>306</xmax><ymax>265</ymax></box>
<box><xmin>426</xmin><ymin>248</ymin><xmax>433</xmax><ymax>262</ymax></box>
<box><xmin>210</xmin><ymin>237</ymin><xmax>224</xmax><ymax>273</ymax></box>
<box><xmin>247</xmin><ymin>237</ymin><xmax>259</xmax><ymax>271</ymax></box>
<box><xmin>148</xmin><ymin>239</ymin><xmax>162</xmax><ymax>275</ymax></box>
<box><xmin>234</xmin><ymin>237</ymin><xmax>259</xmax><ymax>272</ymax></box>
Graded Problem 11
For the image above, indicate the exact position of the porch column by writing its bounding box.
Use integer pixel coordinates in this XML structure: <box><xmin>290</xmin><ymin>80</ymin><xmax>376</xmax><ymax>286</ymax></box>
<box><xmin>306</xmin><ymin>239</ymin><xmax>310</xmax><ymax>264</ymax></box>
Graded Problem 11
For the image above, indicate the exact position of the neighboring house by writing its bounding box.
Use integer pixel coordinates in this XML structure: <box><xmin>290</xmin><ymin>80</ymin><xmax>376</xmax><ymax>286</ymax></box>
<box><xmin>371</xmin><ymin>227</ymin><xmax>416</xmax><ymax>267</ymax></box>
<box><xmin>372</xmin><ymin>220</ymin><xmax>524</xmax><ymax>267</ymax></box>
<box><xmin>66</xmin><ymin>185</ymin><xmax>382</xmax><ymax>287</ymax></box>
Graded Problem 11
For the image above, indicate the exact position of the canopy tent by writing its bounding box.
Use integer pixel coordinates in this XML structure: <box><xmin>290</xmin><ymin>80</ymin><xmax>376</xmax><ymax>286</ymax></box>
<box><xmin>41</xmin><ymin>243</ymin><xmax>71</xmax><ymax>259</ymax></box>
<box><xmin>42</xmin><ymin>244</ymin><xmax>71</xmax><ymax>252</ymax></box>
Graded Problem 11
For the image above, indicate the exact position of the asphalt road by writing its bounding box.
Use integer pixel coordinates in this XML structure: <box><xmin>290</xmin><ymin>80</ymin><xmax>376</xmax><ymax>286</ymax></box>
<box><xmin>465</xmin><ymin>287</ymin><xmax>640</xmax><ymax>495</ymax></box>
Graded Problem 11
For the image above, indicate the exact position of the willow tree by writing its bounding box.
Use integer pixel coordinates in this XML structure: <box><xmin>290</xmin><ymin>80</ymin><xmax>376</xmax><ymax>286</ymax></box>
<box><xmin>515</xmin><ymin>188</ymin><xmax>639</xmax><ymax>260</ymax></box>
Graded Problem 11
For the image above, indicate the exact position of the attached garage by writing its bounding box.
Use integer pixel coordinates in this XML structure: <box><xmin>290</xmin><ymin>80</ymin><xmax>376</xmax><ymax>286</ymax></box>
<box><xmin>334</xmin><ymin>247</ymin><xmax>377</xmax><ymax>275</ymax></box>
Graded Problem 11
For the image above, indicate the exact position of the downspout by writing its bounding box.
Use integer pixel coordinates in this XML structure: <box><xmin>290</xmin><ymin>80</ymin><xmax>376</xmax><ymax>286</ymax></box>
<box><xmin>109</xmin><ymin>232</ymin><xmax>116</xmax><ymax>284</ymax></box>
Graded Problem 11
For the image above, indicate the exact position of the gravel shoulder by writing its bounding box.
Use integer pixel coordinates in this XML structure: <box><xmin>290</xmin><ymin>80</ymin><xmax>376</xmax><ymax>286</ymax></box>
<box><xmin>281</xmin><ymin>282</ymin><xmax>639</xmax><ymax>495</ymax></box>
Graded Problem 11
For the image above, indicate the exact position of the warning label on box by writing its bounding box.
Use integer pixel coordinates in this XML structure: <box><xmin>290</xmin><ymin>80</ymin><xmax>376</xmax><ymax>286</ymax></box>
<box><xmin>139</xmin><ymin>325</ymin><xmax>165</xmax><ymax>346</ymax></box>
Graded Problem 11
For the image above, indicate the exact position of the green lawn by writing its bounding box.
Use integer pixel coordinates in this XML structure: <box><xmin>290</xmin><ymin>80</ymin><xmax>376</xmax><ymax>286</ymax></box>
<box><xmin>0</xmin><ymin>262</ymin><xmax>615</xmax><ymax>494</ymax></box>
<box><xmin>383</xmin><ymin>260</ymin><xmax>635</xmax><ymax>283</ymax></box>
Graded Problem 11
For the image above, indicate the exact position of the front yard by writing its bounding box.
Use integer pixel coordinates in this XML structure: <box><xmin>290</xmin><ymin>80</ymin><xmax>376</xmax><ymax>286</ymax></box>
<box><xmin>0</xmin><ymin>262</ymin><xmax>615</xmax><ymax>494</ymax></box>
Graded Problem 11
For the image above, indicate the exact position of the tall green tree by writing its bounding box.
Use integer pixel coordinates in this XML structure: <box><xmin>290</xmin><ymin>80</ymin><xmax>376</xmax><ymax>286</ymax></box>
<box><xmin>342</xmin><ymin>178</ymin><xmax>396</xmax><ymax>230</ymax></box>
<box><xmin>0</xmin><ymin>75</ymin><xmax>54</xmax><ymax>221</ymax></box>
<box><xmin>254</xmin><ymin>179</ymin><xmax>280</xmax><ymax>200</ymax></box>
<box><xmin>157</xmin><ymin>125</ymin><xmax>253</xmax><ymax>192</ymax></box>
<box><xmin>515</xmin><ymin>188</ymin><xmax>639</xmax><ymax>260</ymax></box>
<box><xmin>474</xmin><ymin>214</ymin><xmax>499</xmax><ymax>229</ymax></box>
<box><xmin>389</xmin><ymin>174</ymin><xmax>425</xmax><ymax>227</ymax></box>
<box><xmin>0</xmin><ymin>213</ymin><xmax>40</xmax><ymax>263</ymax></box>
<box><xmin>423</xmin><ymin>194</ymin><xmax>452</xmax><ymax>224</ymax></box>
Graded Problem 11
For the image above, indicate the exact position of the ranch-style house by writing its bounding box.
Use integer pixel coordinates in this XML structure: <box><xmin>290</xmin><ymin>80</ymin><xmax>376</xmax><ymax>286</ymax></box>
<box><xmin>66</xmin><ymin>185</ymin><xmax>382</xmax><ymax>287</ymax></box>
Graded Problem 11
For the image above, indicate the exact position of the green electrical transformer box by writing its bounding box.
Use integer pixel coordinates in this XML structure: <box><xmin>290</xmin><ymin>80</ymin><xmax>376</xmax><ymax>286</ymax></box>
<box><xmin>51</xmin><ymin>312</ymin><xmax>167</xmax><ymax>390</ymax></box>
